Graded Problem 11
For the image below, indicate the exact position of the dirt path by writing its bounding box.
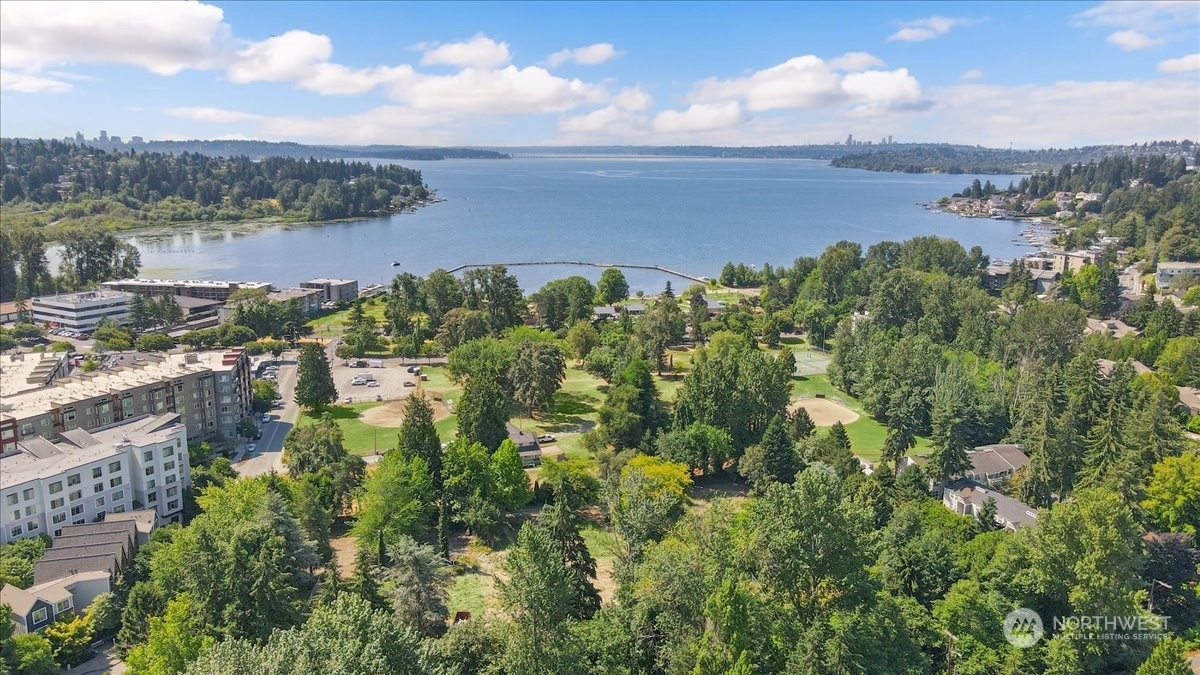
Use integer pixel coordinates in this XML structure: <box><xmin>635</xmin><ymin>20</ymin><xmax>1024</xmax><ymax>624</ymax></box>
<box><xmin>358</xmin><ymin>398</ymin><xmax>452</xmax><ymax>427</ymax></box>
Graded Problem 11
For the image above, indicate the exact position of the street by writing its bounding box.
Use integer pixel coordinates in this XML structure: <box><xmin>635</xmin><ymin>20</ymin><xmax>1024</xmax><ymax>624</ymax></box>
<box><xmin>234</xmin><ymin>355</ymin><xmax>299</xmax><ymax>477</ymax></box>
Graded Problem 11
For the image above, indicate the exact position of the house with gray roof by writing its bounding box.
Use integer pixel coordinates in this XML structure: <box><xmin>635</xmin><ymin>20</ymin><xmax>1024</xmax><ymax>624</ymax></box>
<box><xmin>2</xmin><ymin>571</ymin><xmax>112</xmax><ymax>633</ymax></box>
<box><xmin>963</xmin><ymin>444</ymin><xmax>1029</xmax><ymax>487</ymax></box>
<box><xmin>942</xmin><ymin>478</ymin><xmax>1038</xmax><ymax>531</ymax></box>
<box><xmin>506</xmin><ymin>423</ymin><xmax>542</xmax><ymax>468</ymax></box>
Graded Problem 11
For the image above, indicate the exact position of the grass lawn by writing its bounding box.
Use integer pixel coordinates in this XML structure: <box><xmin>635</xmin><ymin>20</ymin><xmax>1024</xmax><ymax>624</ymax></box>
<box><xmin>295</xmin><ymin>402</ymin><xmax>395</xmax><ymax>456</ymax></box>
<box><xmin>790</xmin><ymin>374</ymin><xmax>931</xmax><ymax>462</ymax></box>
<box><xmin>446</xmin><ymin>573</ymin><xmax>491</xmax><ymax>619</ymax></box>
<box><xmin>306</xmin><ymin>297</ymin><xmax>388</xmax><ymax>337</ymax></box>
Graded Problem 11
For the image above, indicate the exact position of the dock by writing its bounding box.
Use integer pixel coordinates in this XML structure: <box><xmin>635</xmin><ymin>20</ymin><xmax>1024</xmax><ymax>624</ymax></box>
<box><xmin>444</xmin><ymin>261</ymin><xmax>710</xmax><ymax>284</ymax></box>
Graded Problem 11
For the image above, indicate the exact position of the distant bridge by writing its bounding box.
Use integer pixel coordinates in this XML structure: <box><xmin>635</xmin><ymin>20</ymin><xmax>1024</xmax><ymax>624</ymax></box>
<box><xmin>444</xmin><ymin>261</ymin><xmax>710</xmax><ymax>284</ymax></box>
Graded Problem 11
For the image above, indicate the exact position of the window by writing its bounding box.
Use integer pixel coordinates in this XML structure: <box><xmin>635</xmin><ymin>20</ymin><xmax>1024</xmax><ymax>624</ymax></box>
<box><xmin>163</xmin><ymin>461</ymin><xmax>175</xmax><ymax>472</ymax></box>
<box><xmin>20</xmin><ymin>423</ymin><xmax>33</xmax><ymax>435</ymax></box>
<box><xmin>52</xmin><ymin>513</ymin><xmax>66</xmax><ymax>524</ymax></box>
<box><xmin>54</xmin><ymin>600</ymin><xmax>70</xmax><ymax>613</ymax></box>
<box><xmin>67</xmin><ymin>474</ymin><xmax>80</xmax><ymax>486</ymax></box>
<box><xmin>145</xmin><ymin>480</ymin><xmax>156</xmax><ymax>489</ymax></box>
<box><xmin>69</xmin><ymin>490</ymin><xmax>81</xmax><ymax>502</ymax></box>
<box><xmin>94</xmin><ymin>497</ymin><xmax>105</xmax><ymax>508</ymax></box>
<box><xmin>94</xmin><ymin>483</ymin><xmax>104</xmax><ymax>494</ymax></box>
<box><xmin>4</xmin><ymin>495</ymin><xmax>15</xmax><ymax>507</ymax></box>
<box><xmin>10</xmin><ymin>510</ymin><xmax>19</xmax><ymax>521</ymax></box>
<box><xmin>109</xmin><ymin>477</ymin><xmax>123</xmax><ymax>488</ymax></box>
<box><xmin>92</xmin><ymin>467</ymin><xmax>102</xmax><ymax>479</ymax></box>
<box><xmin>71</xmin><ymin>505</ymin><xmax>84</xmax><ymax>516</ymax></box>
<box><xmin>31</xmin><ymin>608</ymin><xmax>47</xmax><ymax>624</ymax></box>
<box><xmin>147</xmin><ymin>493</ymin><xmax>157</xmax><ymax>503</ymax></box>
<box><xmin>144</xmin><ymin>467</ymin><xmax>154</xmax><ymax>477</ymax></box>
<box><xmin>165</xmin><ymin>473</ymin><xmax>177</xmax><ymax>485</ymax></box>
<box><xmin>50</xmin><ymin>498</ymin><xmax>64</xmax><ymax>510</ymax></box>
<box><xmin>9</xmin><ymin>526</ymin><xmax>21</xmax><ymax>538</ymax></box>
<box><xmin>112</xmin><ymin>490</ymin><xmax>124</xmax><ymax>502</ymax></box>
<box><xmin>165</xmin><ymin>445</ymin><xmax>175</xmax><ymax>456</ymax></box>
<box><xmin>21</xmin><ymin>488</ymin><xmax>33</xmax><ymax>500</ymax></box>
<box><xmin>25</xmin><ymin>522</ymin><xmax>37</xmax><ymax>532</ymax></box>
<box><xmin>108</xmin><ymin>461</ymin><xmax>121</xmax><ymax>473</ymax></box>
<box><xmin>48</xmin><ymin>481</ymin><xmax>62</xmax><ymax>494</ymax></box>
<box><xmin>143</xmin><ymin>450</ymin><xmax>154</xmax><ymax>462</ymax></box>
<box><xmin>23</xmin><ymin>506</ymin><xmax>35</xmax><ymax>517</ymax></box>
<box><xmin>111</xmin><ymin>504</ymin><xmax>126</xmax><ymax>514</ymax></box>
<box><xmin>166</xmin><ymin>486</ymin><xmax>178</xmax><ymax>497</ymax></box>
<box><xmin>167</xmin><ymin>500</ymin><xmax>179</xmax><ymax>511</ymax></box>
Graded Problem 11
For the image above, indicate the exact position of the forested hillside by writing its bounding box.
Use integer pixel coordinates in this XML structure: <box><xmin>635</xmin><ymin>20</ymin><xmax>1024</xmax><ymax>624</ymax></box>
<box><xmin>832</xmin><ymin>140</ymin><xmax>1197</xmax><ymax>174</ymax></box>
<box><xmin>0</xmin><ymin>139</ymin><xmax>429</xmax><ymax>231</ymax></box>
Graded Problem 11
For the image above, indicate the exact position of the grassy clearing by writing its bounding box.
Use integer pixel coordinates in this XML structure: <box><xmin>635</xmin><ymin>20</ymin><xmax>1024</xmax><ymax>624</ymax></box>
<box><xmin>789</xmin><ymin>374</ymin><xmax>930</xmax><ymax>461</ymax></box>
<box><xmin>295</xmin><ymin>402</ymin><xmax>395</xmax><ymax>456</ymax></box>
<box><xmin>306</xmin><ymin>297</ymin><xmax>388</xmax><ymax>337</ymax></box>
<box><xmin>446</xmin><ymin>573</ymin><xmax>492</xmax><ymax>619</ymax></box>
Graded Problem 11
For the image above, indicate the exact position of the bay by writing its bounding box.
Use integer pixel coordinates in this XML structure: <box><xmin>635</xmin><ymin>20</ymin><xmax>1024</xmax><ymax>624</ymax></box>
<box><xmin>117</xmin><ymin>157</ymin><xmax>1031</xmax><ymax>294</ymax></box>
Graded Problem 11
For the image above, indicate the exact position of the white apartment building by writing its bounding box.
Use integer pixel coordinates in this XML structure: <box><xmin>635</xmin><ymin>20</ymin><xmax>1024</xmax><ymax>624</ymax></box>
<box><xmin>0</xmin><ymin>414</ymin><xmax>190</xmax><ymax>544</ymax></box>
<box><xmin>31</xmin><ymin>290</ymin><xmax>134</xmax><ymax>331</ymax></box>
<box><xmin>1156</xmin><ymin>261</ymin><xmax>1200</xmax><ymax>289</ymax></box>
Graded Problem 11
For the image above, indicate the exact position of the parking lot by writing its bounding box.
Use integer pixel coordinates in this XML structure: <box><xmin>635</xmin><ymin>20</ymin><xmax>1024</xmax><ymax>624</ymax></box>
<box><xmin>332</xmin><ymin>360</ymin><xmax>423</xmax><ymax>405</ymax></box>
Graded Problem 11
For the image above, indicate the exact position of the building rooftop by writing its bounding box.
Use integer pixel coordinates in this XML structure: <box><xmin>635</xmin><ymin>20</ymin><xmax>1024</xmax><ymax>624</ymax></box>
<box><xmin>32</xmin><ymin>290</ymin><xmax>133</xmax><ymax>305</ymax></box>
<box><xmin>0</xmin><ymin>414</ymin><xmax>182</xmax><ymax>487</ymax></box>
<box><xmin>101</xmin><ymin>278</ymin><xmax>272</xmax><ymax>290</ymax></box>
<box><xmin>967</xmin><ymin>444</ymin><xmax>1029</xmax><ymax>477</ymax></box>
<box><xmin>1096</xmin><ymin>358</ymin><xmax>1153</xmax><ymax>377</ymax></box>
<box><xmin>506</xmin><ymin>423</ymin><xmax>540</xmax><ymax>452</ymax></box>
<box><xmin>1159</xmin><ymin>261</ymin><xmax>1200</xmax><ymax>271</ymax></box>
<box><xmin>944</xmin><ymin>478</ymin><xmax>1039</xmax><ymax>530</ymax></box>
<box><xmin>171</xmin><ymin>295</ymin><xmax>225</xmax><ymax>310</ymax></box>
<box><xmin>0</xmin><ymin>351</ymin><xmax>70</xmax><ymax>397</ymax></box>
<box><xmin>1</xmin><ymin>570</ymin><xmax>112</xmax><ymax>616</ymax></box>
<box><xmin>304</xmin><ymin>278</ymin><xmax>357</xmax><ymax>285</ymax></box>
<box><xmin>266</xmin><ymin>287</ymin><xmax>324</xmax><ymax>303</ymax></box>
<box><xmin>0</xmin><ymin>351</ymin><xmax>242</xmax><ymax>422</ymax></box>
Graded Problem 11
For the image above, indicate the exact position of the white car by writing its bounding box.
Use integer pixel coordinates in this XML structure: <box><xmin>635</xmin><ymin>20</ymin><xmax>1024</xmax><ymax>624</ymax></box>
<box><xmin>367</xmin><ymin>380</ymin><xmax>380</xmax><ymax>387</ymax></box>
<box><xmin>247</xmin><ymin>443</ymin><xmax>257</xmax><ymax>453</ymax></box>
<box><xmin>537</xmin><ymin>434</ymin><xmax>556</xmax><ymax>444</ymax></box>
<box><xmin>261</xmin><ymin>414</ymin><xmax>271</xmax><ymax>423</ymax></box>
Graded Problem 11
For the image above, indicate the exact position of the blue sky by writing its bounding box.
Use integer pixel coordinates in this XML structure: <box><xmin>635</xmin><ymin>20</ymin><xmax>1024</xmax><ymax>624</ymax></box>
<box><xmin>1</xmin><ymin>1</ymin><xmax>1197</xmax><ymax>147</ymax></box>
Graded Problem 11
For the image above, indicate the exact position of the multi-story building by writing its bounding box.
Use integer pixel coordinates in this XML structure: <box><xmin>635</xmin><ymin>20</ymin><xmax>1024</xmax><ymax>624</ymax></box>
<box><xmin>31</xmin><ymin>290</ymin><xmax>134</xmax><ymax>331</ymax></box>
<box><xmin>0</xmin><ymin>349</ymin><xmax>251</xmax><ymax>455</ymax></box>
<box><xmin>0</xmin><ymin>413</ymin><xmax>190</xmax><ymax>544</ymax></box>
<box><xmin>1047</xmin><ymin>249</ymin><xmax>1102</xmax><ymax>275</ymax></box>
<box><xmin>99</xmin><ymin>278</ymin><xmax>273</xmax><ymax>302</ymax></box>
<box><xmin>1156</xmin><ymin>261</ymin><xmax>1200</xmax><ymax>289</ymax></box>
<box><xmin>266</xmin><ymin>287</ymin><xmax>324</xmax><ymax>315</ymax></box>
<box><xmin>301</xmin><ymin>278</ymin><xmax>359</xmax><ymax>303</ymax></box>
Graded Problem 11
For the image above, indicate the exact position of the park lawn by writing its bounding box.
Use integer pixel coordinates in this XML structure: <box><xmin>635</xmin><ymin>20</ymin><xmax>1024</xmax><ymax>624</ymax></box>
<box><xmin>446</xmin><ymin>573</ymin><xmax>492</xmax><ymax>619</ymax></box>
<box><xmin>295</xmin><ymin>402</ymin><xmax>394</xmax><ymax>456</ymax></box>
<box><xmin>509</xmin><ymin>367</ymin><xmax>607</xmax><ymax>466</ymax></box>
<box><xmin>789</xmin><ymin>374</ymin><xmax>931</xmax><ymax>462</ymax></box>
<box><xmin>306</xmin><ymin>297</ymin><xmax>388</xmax><ymax>336</ymax></box>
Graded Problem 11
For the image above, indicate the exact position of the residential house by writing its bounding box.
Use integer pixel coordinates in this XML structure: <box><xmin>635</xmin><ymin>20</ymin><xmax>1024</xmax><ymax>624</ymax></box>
<box><xmin>1096</xmin><ymin>358</ymin><xmax>1153</xmax><ymax>378</ymax></box>
<box><xmin>942</xmin><ymin>478</ymin><xmax>1038</xmax><ymax>531</ymax></box>
<box><xmin>31</xmin><ymin>519</ymin><xmax>138</xmax><ymax>585</ymax></box>
<box><xmin>506</xmin><ymin>423</ymin><xmax>542</xmax><ymax>468</ymax></box>
<box><xmin>2</xmin><ymin>570</ymin><xmax>110</xmax><ymax>634</ymax></box>
<box><xmin>963</xmin><ymin>444</ymin><xmax>1029</xmax><ymax>487</ymax></box>
<box><xmin>1156</xmin><ymin>262</ymin><xmax>1200</xmax><ymax>289</ymax></box>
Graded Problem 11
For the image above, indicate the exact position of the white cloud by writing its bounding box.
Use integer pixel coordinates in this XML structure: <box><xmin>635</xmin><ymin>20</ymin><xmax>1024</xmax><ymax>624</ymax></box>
<box><xmin>227</xmin><ymin>31</ymin><xmax>332</xmax><ymax>83</ymax></box>
<box><xmin>167</xmin><ymin>107</ymin><xmax>263</xmax><ymax>124</ymax></box>
<box><xmin>0</xmin><ymin>70</ymin><xmax>72</xmax><ymax>93</ymax></box>
<box><xmin>420</xmin><ymin>34</ymin><xmax>510</xmax><ymax>69</ymax></box>
<box><xmin>612</xmin><ymin>87</ymin><xmax>652</xmax><ymax>111</ymax></box>
<box><xmin>961</xmin><ymin>68</ymin><xmax>985</xmax><ymax>80</ymax></box>
<box><xmin>653</xmin><ymin>102</ymin><xmax>747</xmax><ymax>134</ymax></box>
<box><xmin>0</xmin><ymin>1</ymin><xmax>228</xmax><ymax>76</ymax></box>
<box><xmin>887</xmin><ymin>16</ymin><xmax>972</xmax><ymax>42</ymax></box>
<box><xmin>1106</xmin><ymin>29</ymin><xmax>1163</xmax><ymax>50</ymax></box>
<box><xmin>1074</xmin><ymin>2</ymin><xmax>1199</xmax><ymax>50</ymax></box>
<box><xmin>547</xmin><ymin>43</ymin><xmax>622</xmax><ymax>67</ymax></box>
<box><xmin>688</xmin><ymin>55</ymin><xmax>924</xmax><ymax>113</ymax></box>
<box><xmin>389</xmin><ymin>65</ymin><xmax>606</xmax><ymax>114</ymax></box>
<box><xmin>828</xmin><ymin>52</ymin><xmax>886</xmax><ymax>72</ymax></box>
<box><xmin>1159</xmin><ymin>53</ymin><xmax>1200</xmax><ymax>72</ymax></box>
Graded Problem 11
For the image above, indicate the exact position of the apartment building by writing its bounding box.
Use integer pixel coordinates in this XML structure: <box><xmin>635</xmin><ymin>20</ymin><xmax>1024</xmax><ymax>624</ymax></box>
<box><xmin>301</xmin><ymin>278</ymin><xmax>359</xmax><ymax>303</ymax></box>
<box><xmin>0</xmin><ymin>349</ymin><xmax>251</xmax><ymax>455</ymax></box>
<box><xmin>100</xmin><ymin>278</ymin><xmax>273</xmax><ymax>302</ymax></box>
<box><xmin>1156</xmin><ymin>261</ymin><xmax>1200</xmax><ymax>289</ymax></box>
<box><xmin>0</xmin><ymin>413</ymin><xmax>190</xmax><ymax>544</ymax></box>
<box><xmin>31</xmin><ymin>290</ymin><xmax>134</xmax><ymax>331</ymax></box>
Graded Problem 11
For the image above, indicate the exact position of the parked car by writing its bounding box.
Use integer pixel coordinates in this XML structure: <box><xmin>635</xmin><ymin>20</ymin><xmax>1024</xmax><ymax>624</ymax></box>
<box><xmin>247</xmin><ymin>443</ymin><xmax>257</xmax><ymax>453</ymax></box>
<box><xmin>406</xmin><ymin>365</ymin><xmax>417</xmax><ymax>373</ymax></box>
<box><xmin>261</xmin><ymin>414</ymin><xmax>271</xmax><ymax>423</ymax></box>
<box><xmin>375</xmin><ymin>394</ymin><xmax>383</xmax><ymax>401</ymax></box>
<box><xmin>403</xmin><ymin>381</ymin><xmax>416</xmax><ymax>387</ymax></box>
<box><xmin>537</xmin><ymin>434</ymin><xmax>556</xmax><ymax>444</ymax></box>
<box><xmin>367</xmin><ymin>381</ymin><xmax>380</xmax><ymax>388</ymax></box>
<box><xmin>344</xmin><ymin>396</ymin><xmax>353</xmax><ymax>403</ymax></box>
<box><xmin>350</xmin><ymin>378</ymin><xmax>365</xmax><ymax>386</ymax></box>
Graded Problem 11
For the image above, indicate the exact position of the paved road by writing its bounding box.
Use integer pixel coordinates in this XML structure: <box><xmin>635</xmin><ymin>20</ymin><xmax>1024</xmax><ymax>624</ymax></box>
<box><xmin>234</xmin><ymin>357</ymin><xmax>300</xmax><ymax>477</ymax></box>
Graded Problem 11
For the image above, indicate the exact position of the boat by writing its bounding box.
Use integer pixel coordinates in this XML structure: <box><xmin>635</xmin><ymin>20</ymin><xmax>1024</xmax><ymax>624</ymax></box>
<box><xmin>391</xmin><ymin>261</ymin><xmax>400</xmax><ymax>266</ymax></box>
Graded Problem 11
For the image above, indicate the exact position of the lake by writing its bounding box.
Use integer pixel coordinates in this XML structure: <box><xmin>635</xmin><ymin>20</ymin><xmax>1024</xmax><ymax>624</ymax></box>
<box><xmin>119</xmin><ymin>157</ymin><xmax>1031</xmax><ymax>294</ymax></box>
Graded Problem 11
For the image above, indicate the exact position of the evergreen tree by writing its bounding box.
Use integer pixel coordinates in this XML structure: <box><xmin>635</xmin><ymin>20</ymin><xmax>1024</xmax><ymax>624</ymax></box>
<box><xmin>786</xmin><ymin>407</ymin><xmax>816</xmax><ymax>441</ymax></box>
<box><xmin>398</xmin><ymin>393</ymin><xmax>443</xmax><ymax>488</ymax></box>
<box><xmin>539</xmin><ymin>475</ymin><xmax>601</xmax><ymax>620</ymax></box>
<box><xmin>976</xmin><ymin>497</ymin><xmax>1002</xmax><ymax>533</ymax></box>
<box><xmin>128</xmin><ymin>293</ymin><xmax>151</xmax><ymax>330</ymax></box>
<box><xmin>508</xmin><ymin>340</ymin><xmax>566</xmax><ymax>417</ymax></box>
<box><xmin>927</xmin><ymin>361</ymin><xmax>977</xmax><ymax>483</ymax></box>
<box><xmin>456</xmin><ymin>375</ymin><xmax>510</xmax><ymax>452</ymax></box>
<box><xmin>738</xmin><ymin>415</ymin><xmax>800</xmax><ymax>492</ymax></box>
<box><xmin>383</xmin><ymin>536</ymin><xmax>452</xmax><ymax>637</ymax></box>
<box><xmin>1135</xmin><ymin>637</ymin><xmax>1191</xmax><ymax>675</ymax></box>
<box><xmin>294</xmin><ymin>342</ymin><xmax>337</xmax><ymax>410</ymax></box>
<box><xmin>497</xmin><ymin>522</ymin><xmax>580</xmax><ymax>674</ymax></box>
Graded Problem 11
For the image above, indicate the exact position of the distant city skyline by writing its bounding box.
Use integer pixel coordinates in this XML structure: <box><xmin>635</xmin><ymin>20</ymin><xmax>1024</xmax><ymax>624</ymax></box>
<box><xmin>1</xmin><ymin>1</ymin><xmax>1197</xmax><ymax>148</ymax></box>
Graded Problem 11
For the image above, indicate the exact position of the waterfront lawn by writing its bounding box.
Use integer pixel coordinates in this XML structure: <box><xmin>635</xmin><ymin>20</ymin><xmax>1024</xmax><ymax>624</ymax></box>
<box><xmin>789</xmin><ymin>374</ymin><xmax>930</xmax><ymax>461</ymax></box>
<box><xmin>295</xmin><ymin>402</ymin><xmax>394</xmax><ymax>456</ymax></box>
<box><xmin>306</xmin><ymin>297</ymin><xmax>388</xmax><ymax>336</ymax></box>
